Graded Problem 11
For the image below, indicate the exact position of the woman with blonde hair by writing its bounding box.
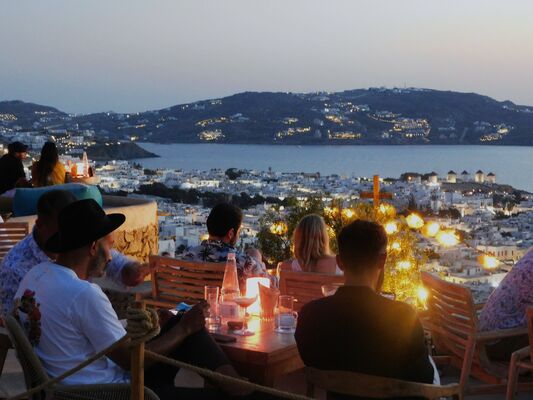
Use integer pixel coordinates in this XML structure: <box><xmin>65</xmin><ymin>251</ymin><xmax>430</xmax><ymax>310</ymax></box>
<box><xmin>278</xmin><ymin>214</ymin><xmax>340</xmax><ymax>274</ymax></box>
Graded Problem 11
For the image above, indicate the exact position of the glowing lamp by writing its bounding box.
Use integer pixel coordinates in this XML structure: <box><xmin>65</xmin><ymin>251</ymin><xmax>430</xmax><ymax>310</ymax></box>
<box><xmin>378</xmin><ymin>203</ymin><xmax>395</xmax><ymax>215</ymax></box>
<box><xmin>397</xmin><ymin>261</ymin><xmax>412</xmax><ymax>270</ymax></box>
<box><xmin>436</xmin><ymin>231</ymin><xmax>459</xmax><ymax>247</ymax></box>
<box><xmin>384</xmin><ymin>222</ymin><xmax>398</xmax><ymax>235</ymax></box>
<box><xmin>269</xmin><ymin>222</ymin><xmax>288</xmax><ymax>236</ymax></box>
<box><xmin>390</xmin><ymin>242</ymin><xmax>401</xmax><ymax>251</ymax></box>
<box><xmin>200</xmin><ymin>233</ymin><xmax>209</xmax><ymax>241</ymax></box>
<box><xmin>406</xmin><ymin>214</ymin><xmax>424</xmax><ymax>229</ymax></box>
<box><xmin>417</xmin><ymin>286</ymin><xmax>428</xmax><ymax>302</ymax></box>
<box><xmin>342</xmin><ymin>209</ymin><xmax>354</xmax><ymax>219</ymax></box>
<box><xmin>245</xmin><ymin>277</ymin><xmax>271</xmax><ymax>315</ymax></box>
<box><xmin>423</xmin><ymin>222</ymin><xmax>440</xmax><ymax>237</ymax></box>
<box><xmin>482</xmin><ymin>255</ymin><xmax>499</xmax><ymax>269</ymax></box>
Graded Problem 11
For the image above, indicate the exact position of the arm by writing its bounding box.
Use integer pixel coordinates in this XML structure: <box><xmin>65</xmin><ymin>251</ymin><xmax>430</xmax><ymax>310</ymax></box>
<box><xmin>106</xmin><ymin>250</ymin><xmax>150</xmax><ymax>287</ymax></box>
<box><xmin>107</xmin><ymin>302</ymin><xmax>209</xmax><ymax>370</ymax></box>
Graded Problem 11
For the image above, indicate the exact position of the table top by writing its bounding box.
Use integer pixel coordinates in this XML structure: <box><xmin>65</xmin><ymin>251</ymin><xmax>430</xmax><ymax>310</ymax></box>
<box><xmin>216</xmin><ymin>316</ymin><xmax>300</xmax><ymax>363</ymax></box>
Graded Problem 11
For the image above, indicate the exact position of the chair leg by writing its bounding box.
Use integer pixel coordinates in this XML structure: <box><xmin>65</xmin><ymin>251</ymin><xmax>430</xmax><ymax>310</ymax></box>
<box><xmin>505</xmin><ymin>354</ymin><xmax>520</xmax><ymax>400</ymax></box>
<box><xmin>460</xmin><ymin>336</ymin><xmax>476</xmax><ymax>395</ymax></box>
<box><xmin>306</xmin><ymin>381</ymin><xmax>315</xmax><ymax>398</ymax></box>
<box><xmin>0</xmin><ymin>334</ymin><xmax>11</xmax><ymax>374</ymax></box>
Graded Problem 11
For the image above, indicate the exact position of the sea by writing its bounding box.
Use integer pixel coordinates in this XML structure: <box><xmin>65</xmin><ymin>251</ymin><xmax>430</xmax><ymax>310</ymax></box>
<box><xmin>133</xmin><ymin>143</ymin><xmax>533</xmax><ymax>193</ymax></box>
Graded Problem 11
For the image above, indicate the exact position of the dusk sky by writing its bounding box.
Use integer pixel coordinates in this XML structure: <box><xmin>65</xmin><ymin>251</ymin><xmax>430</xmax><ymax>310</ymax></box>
<box><xmin>1</xmin><ymin>0</ymin><xmax>533</xmax><ymax>114</ymax></box>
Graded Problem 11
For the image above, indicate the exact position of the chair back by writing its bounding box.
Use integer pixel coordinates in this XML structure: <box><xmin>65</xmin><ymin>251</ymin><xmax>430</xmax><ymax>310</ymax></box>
<box><xmin>0</xmin><ymin>222</ymin><xmax>29</xmax><ymax>262</ymax></box>
<box><xmin>148</xmin><ymin>256</ymin><xmax>225</xmax><ymax>308</ymax></box>
<box><xmin>4</xmin><ymin>315</ymin><xmax>49</xmax><ymax>400</ymax></box>
<box><xmin>528</xmin><ymin>306</ymin><xmax>533</xmax><ymax>362</ymax></box>
<box><xmin>279</xmin><ymin>270</ymin><xmax>344</xmax><ymax>312</ymax></box>
<box><xmin>421</xmin><ymin>272</ymin><xmax>478</xmax><ymax>359</ymax></box>
<box><xmin>305</xmin><ymin>367</ymin><xmax>461</xmax><ymax>399</ymax></box>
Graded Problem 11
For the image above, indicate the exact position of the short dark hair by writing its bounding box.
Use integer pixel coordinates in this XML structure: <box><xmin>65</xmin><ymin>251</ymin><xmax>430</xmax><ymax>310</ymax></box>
<box><xmin>206</xmin><ymin>203</ymin><xmax>243</xmax><ymax>237</ymax></box>
<box><xmin>337</xmin><ymin>220</ymin><xmax>387</xmax><ymax>273</ymax></box>
<box><xmin>37</xmin><ymin>190</ymin><xmax>78</xmax><ymax>219</ymax></box>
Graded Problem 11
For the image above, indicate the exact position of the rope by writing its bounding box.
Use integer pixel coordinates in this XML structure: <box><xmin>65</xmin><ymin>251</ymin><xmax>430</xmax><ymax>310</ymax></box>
<box><xmin>125</xmin><ymin>307</ymin><xmax>160</xmax><ymax>346</ymax></box>
<box><xmin>145</xmin><ymin>350</ymin><xmax>312</xmax><ymax>400</ymax></box>
<box><xmin>7</xmin><ymin>306</ymin><xmax>310</xmax><ymax>400</ymax></box>
<box><xmin>6</xmin><ymin>307</ymin><xmax>158</xmax><ymax>400</ymax></box>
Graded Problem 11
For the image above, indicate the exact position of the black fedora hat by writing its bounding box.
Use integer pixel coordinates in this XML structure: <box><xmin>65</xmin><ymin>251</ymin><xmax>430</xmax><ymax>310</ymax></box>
<box><xmin>46</xmin><ymin>199</ymin><xmax>125</xmax><ymax>253</ymax></box>
<box><xmin>9</xmin><ymin>141</ymin><xmax>28</xmax><ymax>153</ymax></box>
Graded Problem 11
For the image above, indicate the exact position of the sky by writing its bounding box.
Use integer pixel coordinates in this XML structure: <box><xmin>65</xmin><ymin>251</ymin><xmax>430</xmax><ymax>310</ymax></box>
<box><xmin>1</xmin><ymin>0</ymin><xmax>533</xmax><ymax>114</ymax></box>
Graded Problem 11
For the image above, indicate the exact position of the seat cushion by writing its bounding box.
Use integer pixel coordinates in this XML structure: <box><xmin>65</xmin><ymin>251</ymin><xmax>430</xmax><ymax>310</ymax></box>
<box><xmin>13</xmin><ymin>184</ymin><xmax>102</xmax><ymax>217</ymax></box>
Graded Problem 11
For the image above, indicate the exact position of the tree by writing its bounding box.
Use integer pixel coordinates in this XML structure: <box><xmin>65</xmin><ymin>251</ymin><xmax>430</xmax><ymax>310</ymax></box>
<box><xmin>225</xmin><ymin>168</ymin><xmax>243</xmax><ymax>180</ymax></box>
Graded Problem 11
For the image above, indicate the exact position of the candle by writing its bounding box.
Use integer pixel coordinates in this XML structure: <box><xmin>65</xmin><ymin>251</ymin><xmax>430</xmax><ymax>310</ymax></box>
<box><xmin>245</xmin><ymin>277</ymin><xmax>270</xmax><ymax>315</ymax></box>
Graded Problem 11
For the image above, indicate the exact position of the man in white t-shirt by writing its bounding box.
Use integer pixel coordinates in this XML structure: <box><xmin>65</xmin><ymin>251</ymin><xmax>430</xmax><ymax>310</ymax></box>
<box><xmin>15</xmin><ymin>199</ymin><xmax>246</xmax><ymax>399</ymax></box>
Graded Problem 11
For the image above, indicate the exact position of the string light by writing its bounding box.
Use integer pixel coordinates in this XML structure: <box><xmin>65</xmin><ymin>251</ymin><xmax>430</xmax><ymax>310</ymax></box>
<box><xmin>406</xmin><ymin>213</ymin><xmax>424</xmax><ymax>229</ymax></box>
<box><xmin>481</xmin><ymin>255</ymin><xmax>499</xmax><ymax>269</ymax></box>
<box><xmin>397</xmin><ymin>261</ymin><xmax>412</xmax><ymax>270</ymax></box>
<box><xmin>417</xmin><ymin>286</ymin><xmax>428</xmax><ymax>302</ymax></box>
<box><xmin>436</xmin><ymin>231</ymin><xmax>459</xmax><ymax>247</ymax></box>
<box><xmin>270</xmin><ymin>222</ymin><xmax>288</xmax><ymax>236</ymax></box>
<box><xmin>342</xmin><ymin>209</ymin><xmax>354</xmax><ymax>219</ymax></box>
<box><xmin>423</xmin><ymin>221</ymin><xmax>440</xmax><ymax>237</ymax></box>
<box><xmin>384</xmin><ymin>221</ymin><xmax>398</xmax><ymax>235</ymax></box>
<box><xmin>390</xmin><ymin>242</ymin><xmax>401</xmax><ymax>251</ymax></box>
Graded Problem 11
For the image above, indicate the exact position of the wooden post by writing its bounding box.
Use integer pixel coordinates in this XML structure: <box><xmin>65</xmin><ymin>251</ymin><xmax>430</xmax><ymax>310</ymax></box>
<box><xmin>373</xmin><ymin>175</ymin><xmax>380</xmax><ymax>208</ymax></box>
<box><xmin>131</xmin><ymin>301</ymin><xmax>145</xmax><ymax>400</ymax></box>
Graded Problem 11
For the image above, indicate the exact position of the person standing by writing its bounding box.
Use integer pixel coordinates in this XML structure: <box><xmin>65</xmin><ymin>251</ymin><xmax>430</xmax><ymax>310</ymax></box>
<box><xmin>0</xmin><ymin>141</ymin><xmax>29</xmax><ymax>195</ymax></box>
<box><xmin>31</xmin><ymin>142</ymin><xmax>66</xmax><ymax>187</ymax></box>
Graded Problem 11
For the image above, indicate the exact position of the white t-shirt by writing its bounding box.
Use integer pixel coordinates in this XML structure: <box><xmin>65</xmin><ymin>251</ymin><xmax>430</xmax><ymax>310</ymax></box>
<box><xmin>14</xmin><ymin>261</ymin><xmax>129</xmax><ymax>385</ymax></box>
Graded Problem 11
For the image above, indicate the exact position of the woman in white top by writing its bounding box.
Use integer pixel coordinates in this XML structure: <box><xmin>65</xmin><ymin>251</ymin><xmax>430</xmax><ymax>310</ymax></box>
<box><xmin>278</xmin><ymin>214</ymin><xmax>341</xmax><ymax>275</ymax></box>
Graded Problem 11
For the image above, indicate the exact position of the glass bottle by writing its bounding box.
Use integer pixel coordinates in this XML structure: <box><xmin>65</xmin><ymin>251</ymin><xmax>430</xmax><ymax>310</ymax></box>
<box><xmin>219</xmin><ymin>252</ymin><xmax>240</xmax><ymax>318</ymax></box>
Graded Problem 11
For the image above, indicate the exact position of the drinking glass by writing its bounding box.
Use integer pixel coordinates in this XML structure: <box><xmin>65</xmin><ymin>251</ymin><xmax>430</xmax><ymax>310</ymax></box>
<box><xmin>275</xmin><ymin>295</ymin><xmax>298</xmax><ymax>333</ymax></box>
<box><xmin>321</xmin><ymin>284</ymin><xmax>340</xmax><ymax>297</ymax></box>
<box><xmin>233</xmin><ymin>289</ymin><xmax>258</xmax><ymax>336</ymax></box>
<box><xmin>204</xmin><ymin>286</ymin><xmax>221</xmax><ymax>332</ymax></box>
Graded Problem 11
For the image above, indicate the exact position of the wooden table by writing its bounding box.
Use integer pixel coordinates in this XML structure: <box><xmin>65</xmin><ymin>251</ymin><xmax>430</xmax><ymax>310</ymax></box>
<box><xmin>216</xmin><ymin>317</ymin><xmax>304</xmax><ymax>386</ymax></box>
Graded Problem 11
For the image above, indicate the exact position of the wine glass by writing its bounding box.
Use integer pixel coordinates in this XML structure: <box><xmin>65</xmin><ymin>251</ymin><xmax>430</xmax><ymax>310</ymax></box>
<box><xmin>233</xmin><ymin>293</ymin><xmax>258</xmax><ymax>336</ymax></box>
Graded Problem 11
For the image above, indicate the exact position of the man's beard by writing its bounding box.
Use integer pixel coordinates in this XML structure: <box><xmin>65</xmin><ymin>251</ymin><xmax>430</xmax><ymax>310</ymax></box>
<box><xmin>88</xmin><ymin>244</ymin><xmax>108</xmax><ymax>278</ymax></box>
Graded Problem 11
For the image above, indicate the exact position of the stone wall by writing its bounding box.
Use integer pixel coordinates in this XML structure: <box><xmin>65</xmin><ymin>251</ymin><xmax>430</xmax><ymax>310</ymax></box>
<box><xmin>5</xmin><ymin>194</ymin><xmax>158</xmax><ymax>263</ymax></box>
<box><xmin>113</xmin><ymin>223</ymin><xmax>158</xmax><ymax>263</ymax></box>
<box><xmin>101</xmin><ymin>195</ymin><xmax>158</xmax><ymax>263</ymax></box>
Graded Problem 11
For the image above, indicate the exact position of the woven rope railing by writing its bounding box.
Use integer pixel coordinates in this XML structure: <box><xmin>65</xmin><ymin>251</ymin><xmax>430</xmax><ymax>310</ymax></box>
<box><xmin>7</xmin><ymin>306</ymin><xmax>312</xmax><ymax>400</ymax></box>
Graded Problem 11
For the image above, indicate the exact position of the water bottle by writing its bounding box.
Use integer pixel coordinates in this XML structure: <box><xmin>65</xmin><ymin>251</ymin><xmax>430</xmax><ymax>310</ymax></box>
<box><xmin>219</xmin><ymin>252</ymin><xmax>240</xmax><ymax>318</ymax></box>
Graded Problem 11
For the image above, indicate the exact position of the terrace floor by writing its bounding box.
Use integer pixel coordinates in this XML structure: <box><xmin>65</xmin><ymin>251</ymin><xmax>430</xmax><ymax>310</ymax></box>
<box><xmin>1</xmin><ymin>349</ymin><xmax>531</xmax><ymax>399</ymax></box>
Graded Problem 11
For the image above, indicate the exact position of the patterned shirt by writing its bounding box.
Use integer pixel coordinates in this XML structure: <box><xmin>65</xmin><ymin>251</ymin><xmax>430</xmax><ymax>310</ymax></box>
<box><xmin>479</xmin><ymin>250</ymin><xmax>533</xmax><ymax>331</ymax></box>
<box><xmin>179</xmin><ymin>239</ymin><xmax>270</xmax><ymax>287</ymax></box>
<box><xmin>0</xmin><ymin>229</ymin><xmax>132</xmax><ymax>319</ymax></box>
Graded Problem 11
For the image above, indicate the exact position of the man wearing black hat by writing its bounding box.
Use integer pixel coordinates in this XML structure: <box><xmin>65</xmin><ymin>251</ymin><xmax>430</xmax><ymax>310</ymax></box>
<box><xmin>14</xmin><ymin>199</ymin><xmax>244</xmax><ymax>399</ymax></box>
<box><xmin>0</xmin><ymin>141</ymin><xmax>29</xmax><ymax>195</ymax></box>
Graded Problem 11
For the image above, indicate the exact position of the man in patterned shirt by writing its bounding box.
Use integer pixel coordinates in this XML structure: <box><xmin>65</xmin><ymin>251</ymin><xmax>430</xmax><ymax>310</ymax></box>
<box><xmin>0</xmin><ymin>190</ymin><xmax>149</xmax><ymax>319</ymax></box>
<box><xmin>479</xmin><ymin>249</ymin><xmax>533</xmax><ymax>360</ymax></box>
<box><xmin>178</xmin><ymin>203</ymin><xmax>272</xmax><ymax>288</ymax></box>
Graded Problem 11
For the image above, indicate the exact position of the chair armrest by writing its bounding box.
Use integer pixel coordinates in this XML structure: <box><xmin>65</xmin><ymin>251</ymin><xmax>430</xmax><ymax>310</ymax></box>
<box><xmin>511</xmin><ymin>345</ymin><xmax>531</xmax><ymax>362</ymax></box>
<box><xmin>476</xmin><ymin>327</ymin><xmax>528</xmax><ymax>342</ymax></box>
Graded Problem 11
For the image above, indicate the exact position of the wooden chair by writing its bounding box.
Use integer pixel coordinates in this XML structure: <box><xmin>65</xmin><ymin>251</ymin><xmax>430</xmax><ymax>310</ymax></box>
<box><xmin>0</xmin><ymin>222</ymin><xmax>29</xmax><ymax>377</ymax></box>
<box><xmin>3</xmin><ymin>315</ymin><xmax>159</xmax><ymax>400</ymax></box>
<box><xmin>279</xmin><ymin>270</ymin><xmax>344</xmax><ymax>312</ymax></box>
<box><xmin>305</xmin><ymin>367</ymin><xmax>461</xmax><ymax>399</ymax></box>
<box><xmin>140</xmin><ymin>256</ymin><xmax>226</xmax><ymax>309</ymax></box>
<box><xmin>421</xmin><ymin>272</ymin><xmax>533</xmax><ymax>396</ymax></box>
<box><xmin>506</xmin><ymin>306</ymin><xmax>533</xmax><ymax>400</ymax></box>
<box><xmin>0</xmin><ymin>222</ymin><xmax>29</xmax><ymax>262</ymax></box>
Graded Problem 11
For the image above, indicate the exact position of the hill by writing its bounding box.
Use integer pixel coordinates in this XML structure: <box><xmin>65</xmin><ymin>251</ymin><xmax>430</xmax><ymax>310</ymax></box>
<box><xmin>2</xmin><ymin>88</ymin><xmax>533</xmax><ymax>145</ymax></box>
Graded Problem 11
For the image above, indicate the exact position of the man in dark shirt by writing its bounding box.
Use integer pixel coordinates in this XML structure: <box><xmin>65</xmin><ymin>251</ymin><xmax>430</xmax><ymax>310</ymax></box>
<box><xmin>295</xmin><ymin>220</ymin><xmax>434</xmax><ymax>398</ymax></box>
<box><xmin>0</xmin><ymin>141</ymin><xmax>28</xmax><ymax>195</ymax></box>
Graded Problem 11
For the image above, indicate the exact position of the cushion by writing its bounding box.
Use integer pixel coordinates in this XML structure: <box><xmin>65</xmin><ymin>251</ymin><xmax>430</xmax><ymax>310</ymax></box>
<box><xmin>13</xmin><ymin>183</ymin><xmax>103</xmax><ymax>217</ymax></box>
